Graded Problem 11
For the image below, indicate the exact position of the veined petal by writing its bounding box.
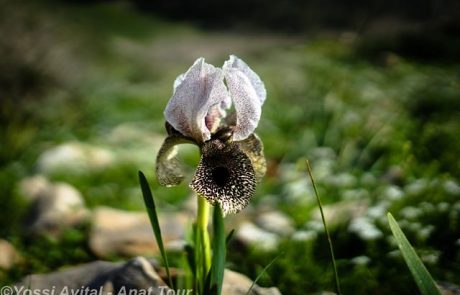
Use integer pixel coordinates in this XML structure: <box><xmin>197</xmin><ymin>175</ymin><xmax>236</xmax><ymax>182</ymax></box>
<box><xmin>223</xmin><ymin>56</ymin><xmax>266</xmax><ymax>141</ymax></box>
<box><xmin>224</xmin><ymin>55</ymin><xmax>266</xmax><ymax>104</ymax></box>
<box><xmin>224</xmin><ymin>69</ymin><xmax>262</xmax><ymax>141</ymax></box>
<box><xmin>237</xmin><ymin>133</ymin><xmax>266</xmax><ymax>183</ymax></box>
<box><xmin>156</xmin><ymin>133</ymin><xmax>195</xmax><ymax>187</ymax></box>
<box><xmin>165</xmin><ymin>58</ymin><xmax>228</xmax><ymax>143</ymax></box>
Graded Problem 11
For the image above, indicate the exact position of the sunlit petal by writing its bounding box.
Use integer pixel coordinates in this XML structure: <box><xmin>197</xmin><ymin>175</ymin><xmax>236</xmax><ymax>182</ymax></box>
<box><xmin>223</xmin><ymin>55</ymin><xmax>266</xmax><ymax>141</ymax></box>
<box><xmin>165</xmin><ymin>58</ymin><xmax>228</xmax><ymax>142</ymax></box>
<box><xmin>237</xmin><ymin>133</ymin><xmax>266</xmax><ymax>183</ymax></box>
<box><xmin>156</xmin><ymin>133</ymin><xmax>195</xmax><ymax>187</ymax></box>
<box><xmin>224</xmin><ymin>55</ymin><xmax>266</xmax><ymax>104</ymax></box>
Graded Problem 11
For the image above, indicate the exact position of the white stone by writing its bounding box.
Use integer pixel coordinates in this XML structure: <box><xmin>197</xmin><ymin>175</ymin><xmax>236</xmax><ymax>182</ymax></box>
<box><xmin>18</xmin><ymin>175</ymin><xmax>50</xmax><ymax>201</ymax></box>
<box><xmin>400</xmin><ymin>206</ymin><xmax>422</xmax><ymax>220</ymax></box>
<box><xmin>292</xmin><ymin>230</ymin><xmax>317</xmax><ymax>242</ymax></box>
<box><xmin>222</xmin><ymin>269</ymin><xmax>282</xmax><ymax>295</ymax></box>
<box><xmin>444</xmin><ymin>179</ymin><xmax>460</xmax><ymax>195</ymax></box>
<box><xmin>236</xmin><ymin>222</ymin><xmax>279</xmax><ymax>251</ymax></box>
<box><xmin>256</xmin><ymin>211</ymin><xmax>294</xmax><ymax>236</ymax></box>
<box><xmin>405</xmin><ymin>179</ymin><xmax>429</xmax><ymax>195</ymax></box>
<box><xmin>14</xmin><ymin>257</ymin><xmax>168</xmax><ymax>292</ymax></box>
<box><xmin>89</xmin><ymin>207</ymin><xmax>188</xmax><ymax>258</ymax></box>
<box><xmin>348</xmin><ymin>217</ymin><xmax>383</xmax><ymax>240</ymax></box>
<box><xmin>312</xmin><ymin>200</ymin><xmax>368</xmax><ymax>228</ymax></box>
<box><xmin>37</xmin><ymin>142</ymin><xmax>114</xmax><ymax>174</ymax></box>
<box><xmin>0</xmin><ymin>240</ymin><xmax>21</xmax><ymax>270</ymax></box>
<box><xmin>351</xmin><ymin>255</ymin><xmax>371</xmax><ymax>266</ymax></box>
<box><xmin>23</xmin><ymin>178</ymin><xmax>89</xmax><ymax>235</ymax></box>
<box><xmin>383</xmin><ymin>185</ymin><xmax>404</xmax><ymax>201</ymax></box>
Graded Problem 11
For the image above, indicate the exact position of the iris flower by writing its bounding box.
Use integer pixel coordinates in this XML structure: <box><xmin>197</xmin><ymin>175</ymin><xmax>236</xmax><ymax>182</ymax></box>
<box><xmin>156</xmin><ymin>55</ymin><xmax>266</xmax><ymax>215</ymax></box>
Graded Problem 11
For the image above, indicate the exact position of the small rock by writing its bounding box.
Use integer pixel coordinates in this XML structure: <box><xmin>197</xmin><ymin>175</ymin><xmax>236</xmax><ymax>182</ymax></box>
<box><xmin>444</xmin><ymin>180</ymin><xmax>460</xmax><ymax>196</ymax></box>
<box><xmin>437</xmin><ymin>281</ymin><xmax>460</xmax><ymax>295</ymax></box>
<box><xmin>382</xmin><ymin>165</ymin><xmax>404</xmax><ymax>185</ymax></box>
<box><xmin>382</xmin><ymin>185</ymin><xmax>404</xmax><ymax>201</ymax></box>
<box><xmin>14</xmin><ymin>257</ymin><xmax>170</xmax><ymax>294</ymax></box>
<box><xmin>22</xmin><ymin>177</ymin><xmax>89</xmax><ymax>236</ymax></box>
<box><xmin>18</xmin><ymin>175</ymin><xmax>50</xmax><ymax>202</ymax></box>
<box><xmin>236</xmin><ymin>222</ymin><xmax>279</xmax><ymax>251</ymax></box>
<box><xmin>37</xmin><ymin>142</ymin><xmax>114</xmax><ymax>174</ymax></box>
<box><xmin>14</xmin><ymin>258</ymin><xmax>281</xmax><ymax>295</ymax></box>
<box><xmin>292</xmin><ymin>230</ymin><xmax>317</xmax><ymax>242</ymax></box>
<box><xmin>256</xmin><ymin>211</ymin><xmax>294</xmax><ymax>236</ymax></box>
<box><xmin>350</xmin><ymin>255</ymin><xmax>371</xmax><ymax>266</ymax></box>
<box><xmin>89</xmin><ymin>207</ymin><xmax>188</xmax><ymax>258</ymax></box>
<box><xmin>405</xmin><ymin>178</ymin><xmax>429</xmax><ymax>196</ymax></box>
<box><xmin>324</xmin><ymin>173</ymin><xmax>357</xmax><ymax>188</ymax></box>
<box><xmin>223</xmin><ymin>269</ymin><xmax>282</xmax><ymax>295</ymax></box>
<box><xmin>0</xmin><ymin>240</ymin><xmax>21</xmax><ymax>270</ymax></box>
<box><xmin>348</xmin><ymin>217</ymin><xmax>383</xmax><ymax>240</ymax></box>
<box><xmin>312</xmin><ymin>200</ymin><xmax>368</xmax><ymax>228</ymax></box>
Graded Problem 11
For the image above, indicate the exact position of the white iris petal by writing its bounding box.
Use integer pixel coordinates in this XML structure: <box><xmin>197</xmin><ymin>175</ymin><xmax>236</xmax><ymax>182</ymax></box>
<box><xmin>165</xmin><ymin>58</ymin><xmax>228</xmax><ymax>143</ymax></box>
<box><xmin>164</xmin><ymin>55</ymin><xmax>265</xmax><ymax>143</ymax></box>
<box><xmin>223</xmin><ymin>55</ymin><xmax>266</xmax><ymax>141</ymax></box>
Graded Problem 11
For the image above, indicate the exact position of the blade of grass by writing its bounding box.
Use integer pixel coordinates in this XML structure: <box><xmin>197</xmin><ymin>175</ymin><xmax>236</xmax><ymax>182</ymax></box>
<box><xmin>306</xmin><ymin>160</ymin><xmax>341</xmax><ymax>295</ymax></box>
<box><xmin>210</xmin><ymin>204</ymin><xmax>226</xmax><ymax>295</ymax></box>
<box><xmin>138</xmin><ymin>171</ymin><xmax>173</xmax><ymax>288</ymax></box>
<box><xmin>387</xmin><ymin>213</ymin><xmax>442</xmax><ymax>295</ymax></box>
<box><xmin>245</xmin><ymin>253</ymin><xmax>282</xmax><ymax>295</ymax></box>
<box><xmin>226</xmin><ymin>229</ymin><xmax>235</xmax><ymax>245</ymax></box>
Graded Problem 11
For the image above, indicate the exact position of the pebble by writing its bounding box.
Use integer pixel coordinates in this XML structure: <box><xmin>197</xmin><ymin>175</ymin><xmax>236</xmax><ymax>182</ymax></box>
<box><xmin>89</xmin><ymin>207</ymin><xmax>188</xmax><ymax>258</ymax></box>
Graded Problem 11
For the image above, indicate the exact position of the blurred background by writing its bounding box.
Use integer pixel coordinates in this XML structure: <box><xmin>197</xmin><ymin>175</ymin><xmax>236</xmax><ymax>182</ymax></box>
<box><xmin>1</xmin><ymin>0</ymin><xmax>459</xmax><ymax>293</ymax></box>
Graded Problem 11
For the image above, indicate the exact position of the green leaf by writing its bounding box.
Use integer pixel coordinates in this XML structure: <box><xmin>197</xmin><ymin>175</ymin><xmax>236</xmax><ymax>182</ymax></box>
<box><xmin>387</xmin><ymin>213</ymin><xmax>442</xmax><ymax>295</ymax></box>
<box><xmin>226</xmin><ymin>229</ymin><xmax>235</xmax><ymax>245</ymax></box>
<box><xmin>210</xmin><ymin>205</ymin><xmax>226</xmax><ymax>295</ymax></box>
<box><xmin>138</xmin><ymin>171</ymin><xmax>173</xmax><ymax>288</ymax></box>
<box><xmin>246</xmin><ymin>253</ymin><xmax>282</xmax><ymax>295</ymax></box>
<box><xmin>184</xmin><ymin>243</ymin><xmax>196</xmax><ymax>277</ymax></box>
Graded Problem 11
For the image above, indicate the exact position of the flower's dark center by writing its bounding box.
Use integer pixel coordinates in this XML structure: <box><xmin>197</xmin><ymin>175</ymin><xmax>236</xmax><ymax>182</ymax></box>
<box><xmin>211</xmin><ymin>166</ymin><xmax>230</xmax><ymax>187</ymax></box>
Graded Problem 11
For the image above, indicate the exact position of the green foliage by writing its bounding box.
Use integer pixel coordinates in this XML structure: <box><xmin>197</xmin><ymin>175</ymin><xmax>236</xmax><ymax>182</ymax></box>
<box><xmin>306</xmin><ymin>160</ymin><xmax>341</xmax><ymax>295</ymax></box>
<box><xmin>1</xmin><ymin>0</ymin><xmax>459</xmax><ymax>293</ymax></box>
<box><xmin>246</xmin><ymin>252</ymin><xmax>281</xmax><ymax>295</ymax></box>
<box><xmin>210</xmin><ymin>206</ymin><xmax>225</xmax><ymax>295</ymax></box>
<box><xmin>387</xmin><ymin>213</ymin><xmax>442</xmax><ymax>295</ymax></box>
<box><xmin>138</xmin><ymin>171</ymin><xmax>173</xmax><ymax>288</ymax></box>
<box><xmin>2</xmin><ymin>224</ymin><xmax>94</xmax><ymax>285</ymax></box>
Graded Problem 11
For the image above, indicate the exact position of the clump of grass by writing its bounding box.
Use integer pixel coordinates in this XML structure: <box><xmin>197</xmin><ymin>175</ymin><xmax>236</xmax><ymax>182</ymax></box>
<box><xmin>139</xmin><ymin>171</ymin><xmax>227</xmax><ymax>294</ymax></box>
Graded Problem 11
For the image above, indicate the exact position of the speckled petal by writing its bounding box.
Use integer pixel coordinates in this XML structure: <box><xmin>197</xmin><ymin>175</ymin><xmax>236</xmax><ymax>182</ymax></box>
<box><xmin>224</xmin><ymin>55</ymin><xmax>266</xmax><ymax>104</ymax></box>
<box><xmin>237</xmin><ymin>133</ymin><xmax>266</xmax><ymax>183</ymax></box>
<box><xmin>165</xmin><ymin>58</ymin><xmax>228</xmax><ymax>143</ymax></box>
<box><xmin>223</xmin><ymin>56</ymin><xmax>266</xmax><ymax>141</ymax></box>
<box><xmin>156</xmin><ymin>134</ymin><xmax>195</xmax><ymax>187</ymax></box>
<box><xmin>190</xmin><ymin>139</ymin><xmax>256</xmax><ymax>215</ymax></box>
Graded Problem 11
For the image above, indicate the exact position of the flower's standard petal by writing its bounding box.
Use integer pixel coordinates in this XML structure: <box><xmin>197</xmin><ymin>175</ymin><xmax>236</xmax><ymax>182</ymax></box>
<box><xmin>223</xmin><ymin>56</ymin><xmax>266</xmax><ymax>141</ymax></box>
<box><xmin>156</xmin><ymin>133</ymin><xmax>195</xmax><ymax>187</ymax></box>
<box><xmin>173</xmin><ymin>73</ymin><xmax>186</xmax><ymax>92</ymax></box>
<box><xmin>236</xmin><ymin>133</ymin><xmax>266</xmax><ymax>183</ymax></box>
<box><xmin>190</xmin><ymin>139</ymin><xmax>256</xmax><ymax>215</ymax></box>
<box><xmin>224</xmin><ymin>69</ymin><xmax>262</xmax><ymax>141</ymax></box>
<box><xmin>165</xmin><ymin>58</ymin><xmax>228</xmax><ymax>142</ymax></box>
<box><xmin>224</xmin><ymin>55</ymin><xmax>266</xmax><ymax>104</ymax></box>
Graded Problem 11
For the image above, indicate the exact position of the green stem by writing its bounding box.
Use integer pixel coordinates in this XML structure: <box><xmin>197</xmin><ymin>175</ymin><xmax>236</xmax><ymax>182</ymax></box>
<box><xmin>306</xmin><ymin>160</ymin><xmax>342</xmax><ymax>295</ymax></box>
<box><xmin>197</xmin><ymin>195</ymin><xmax>211</xmax><ymax>279</ymax></box>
